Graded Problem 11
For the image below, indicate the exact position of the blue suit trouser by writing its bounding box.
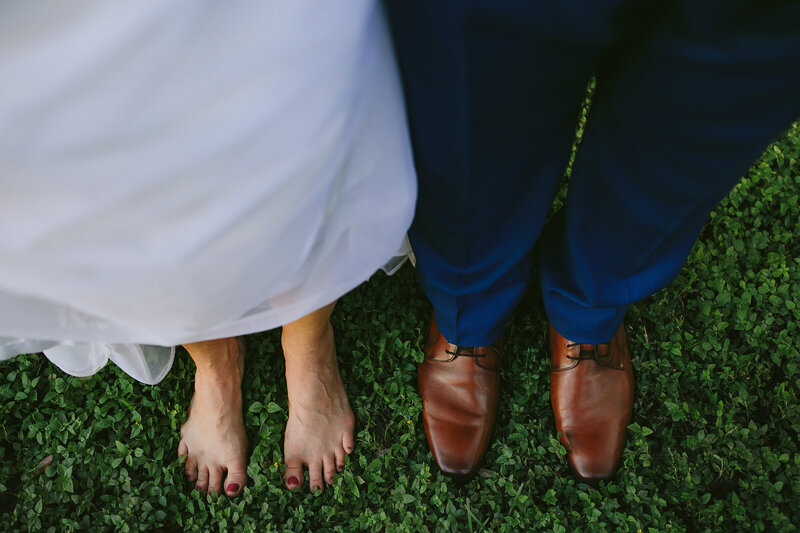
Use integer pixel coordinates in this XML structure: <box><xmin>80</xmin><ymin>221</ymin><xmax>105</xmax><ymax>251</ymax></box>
<box><xmin>387</xmin><ymin>0</ymin><xmax>800</xmax><ymax>345</ymax></box>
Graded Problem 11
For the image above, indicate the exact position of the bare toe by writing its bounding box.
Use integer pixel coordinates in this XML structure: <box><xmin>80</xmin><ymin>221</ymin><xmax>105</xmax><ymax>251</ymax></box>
<box><xmin>224</xmin><ymin>460</ymin><xmax>247</xmax><ymax>497</ymax></box>
<box><xmin>196</xmin><ymin>466</ymin><xmax>209</xmax><ymax>493</ymax></box>
<box><xmin>308</xmin><ymin>459</ymin><xmax>324</xmax><ymax>492</ymax></box>
<box><xmin>342</xmin><ymin>431</ymin><xmax>355</xmax><ymax>454</ymax></box>
<box><xmin>207</xmin><ymin>465</ymin><xmax>224</xmax><ymax>496</ymax></box>
<box><xmin>184</xmin><ymin>453</ymin><xmax>198</xmax><ymax>482</ymax></box>
<box><xmin>284</xmin><ymin>464</ymin><xmax>304</xmax><ymax>491</ymax></box>
<box><xmin>334</xmin><ymin>447</ymin><xmax>346</xmax><ymax>473</ymax></box>
<box><xmin>178</xmin><ymin>439</ymin><xmax>188</xmax><ymax>458</ymax></box>
<box><xmin>323</xmin><ymin>454</ymin><xmax>336</xmax><ymax>485</ymax></box>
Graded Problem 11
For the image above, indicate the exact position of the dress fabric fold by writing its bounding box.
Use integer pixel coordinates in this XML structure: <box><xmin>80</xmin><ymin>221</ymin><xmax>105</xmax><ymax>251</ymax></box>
<box><xmin>0</xmin><ymin>0</ymin><xmax>416</xmax><ymax>384</ymax></box>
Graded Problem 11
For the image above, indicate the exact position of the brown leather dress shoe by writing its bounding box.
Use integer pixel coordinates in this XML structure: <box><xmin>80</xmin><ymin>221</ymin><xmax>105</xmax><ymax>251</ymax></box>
<box><xmin>418</xmin><ymin>316</ymin><xmax>500</xmax><ymax>480</ymax></box>
<box><xmin>549</xmin><ymin>322</ymin><xmax>633</xmax><ymax>481</ymax></box>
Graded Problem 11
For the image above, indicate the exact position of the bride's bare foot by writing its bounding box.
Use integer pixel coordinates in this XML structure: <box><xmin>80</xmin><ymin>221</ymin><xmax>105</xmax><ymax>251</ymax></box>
<box><xmin>178</xmin><ymin>337</ymin><xmax>248</xmax><ymax>497</ymax></box>
<box><xmin>282</xmin><ymin>318</ymin><xmax>355</xmax><ymax>492</ymax></box>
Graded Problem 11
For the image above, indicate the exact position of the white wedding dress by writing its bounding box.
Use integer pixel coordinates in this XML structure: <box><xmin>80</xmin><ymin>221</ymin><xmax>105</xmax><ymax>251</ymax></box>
<box><xmin>0</xmin><ymin>1</ymin><xmax>416</xmax><ymax>383</ymax></box>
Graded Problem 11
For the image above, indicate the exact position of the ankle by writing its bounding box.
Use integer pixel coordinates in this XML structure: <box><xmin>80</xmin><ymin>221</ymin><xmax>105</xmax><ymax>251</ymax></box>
<box><xmin>184</xmin><ymin>338</ymin><xmax>242</xmax><ymax>374</ymax></box>
<box><xmin>282</xmin><ymin>321</ymin><xmax>334</xmax><ymax>359</ymax></box>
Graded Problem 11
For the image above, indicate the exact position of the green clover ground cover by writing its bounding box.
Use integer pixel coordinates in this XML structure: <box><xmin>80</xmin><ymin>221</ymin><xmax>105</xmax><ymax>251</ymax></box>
<box><xmin>1</xmin><ymin>122</ymin><xmax>799</xmax><ymax>531</ymax></box>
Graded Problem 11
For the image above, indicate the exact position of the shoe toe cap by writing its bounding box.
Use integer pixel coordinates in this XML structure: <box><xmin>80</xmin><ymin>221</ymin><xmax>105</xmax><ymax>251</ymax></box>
<box><xmin>425</xmin><ymin>414</ymin><xmax>492</xmax><ymax>478</ymax></box>
<box><xmin>563</xmin><ymin>426</ymin><xmax>625</xmax><ymax>481</ymax></box>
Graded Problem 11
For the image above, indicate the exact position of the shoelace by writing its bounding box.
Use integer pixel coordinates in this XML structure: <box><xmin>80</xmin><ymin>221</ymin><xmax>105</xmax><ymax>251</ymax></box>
<box><xmin>565</xmin><ymin>342</ymin><xmax>619</xmax><ymax>368</ymax></box>
<box><xmin>445</xmin><ymin>346</ymin><xmax>488</xmax><ymax>358</ymax></box>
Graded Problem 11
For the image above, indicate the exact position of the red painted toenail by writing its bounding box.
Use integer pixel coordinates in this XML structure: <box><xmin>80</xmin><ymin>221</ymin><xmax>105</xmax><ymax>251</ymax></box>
<box><xmin>226</xmin><ymin>484</ymin><xmax>240</xmax><ymax>494</ymax></box>
<box><xmin>195</xmin><ymin>485</ymin><xmax>202</xmax><ymax>491</ymax></box>
<box><xmin>286</xmin><ymin>476</ymin><xmax>299</xmax><ymax>487</ymax></box>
